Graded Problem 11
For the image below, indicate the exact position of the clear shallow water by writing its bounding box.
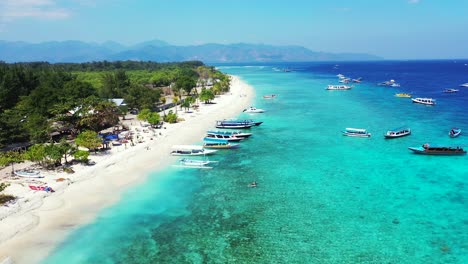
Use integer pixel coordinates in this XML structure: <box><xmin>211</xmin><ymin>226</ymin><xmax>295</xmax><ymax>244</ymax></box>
<box><xmin>44</xmin><ymin>61</ymin><xmax>468</xmax><ymax>263</ymax></box>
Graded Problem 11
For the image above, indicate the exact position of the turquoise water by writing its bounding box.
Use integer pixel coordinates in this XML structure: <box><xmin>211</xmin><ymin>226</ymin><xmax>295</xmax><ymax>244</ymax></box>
<box><xmin>44</xmin><ymin>62</ymin><xmax>467</xmax><ymax>263</ymax></box>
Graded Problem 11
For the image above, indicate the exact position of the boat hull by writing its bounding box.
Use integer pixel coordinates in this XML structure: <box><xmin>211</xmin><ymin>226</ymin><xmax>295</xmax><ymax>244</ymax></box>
<box><xmin>384</xmin><ymin>129</ymin><xmax>411</xmax><ymax>139</ymax></box>
<box><xmin>449</xmin><ymin>128</ymin><xmax>461</xmax><ymax>138</ymax></box>
<box><xmin>408</xmin><ymin>147</ymin><xmax>466</xmax><ymax>155</ymax></box>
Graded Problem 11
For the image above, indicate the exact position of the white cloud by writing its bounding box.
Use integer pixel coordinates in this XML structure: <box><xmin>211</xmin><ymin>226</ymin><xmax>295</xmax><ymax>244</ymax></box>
<box><xmin>408</xmin><ymin>0</ymin><xmax>420</xmax><ymax>4</ymax></box>
<box><xmin>0</xmin><ymin>0</ymin><xmax>70</xmax><ymax>21</ymax></box>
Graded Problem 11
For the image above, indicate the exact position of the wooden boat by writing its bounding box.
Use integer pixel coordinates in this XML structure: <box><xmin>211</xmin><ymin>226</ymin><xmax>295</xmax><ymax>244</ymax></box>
<box><xmin>215</xmin><ymin>119</ymin><xmax>263</xmax><ymax>129</ymax></box>
<box><xmin>326</xmin><ymin>85</ymin><xmax>352</xmax><ymax>90</ymax></box>
<box><xmin>449</xmin><ymin>128</ymin><xmax>461</xmax><ymax>138</ymax></box>
<box><xmin>342</xmin><ymin>128</ymin><xmax>371</xmax><ymax>137</ymax></box>
<box><xmin>215</xmin><ymin>120</ymin><xmax>253</xmax><ymax>129</ymax></box>
<box><xmin>171</xmin><ymin>145</ymin><xmax>217</xmax><ymax>156</ymax></box>
<box><xmin>408</xmin><ymin>144</ymin><xmax>466</xmax><ymax>155</ymax></box>
<box><xmin>444</xmin><ymin>88</ymin><xmax>459</xmax><ymax>93</ymax></box>
<box><xmin>243</xmin><ymin>106</ymin><xmax>265</xmax><ymax>113</ymax></box>
<box><xmin>263</xmin><ymin>94</ymin><xmax>277</xmax><ymax>99</ymax></box>
<box><xmin>384</xmin><ymin>127</ymin><xmax>411</xmax><ymax>139</ymax></box>
<box><xmin>395</xmin><ymin>93</ymin><xmax>411</xmax><ymax>98</ymax></box>
<box><xmin>172</xmin><ymin>158</ymin><xmax>218</xmax><ymax>169</ymax></box>
<box><xmin>203</xmin><ymin>139</ymin><xmax>240</xmax><ymax>149</ymax></box>
<box><xmin>205</xmin><ymin>133</ymin><xmax>243</xmax><ymax>142</ymax></box>
<box><xmin>14</xmin><ymin>170</ymin><xmax>43</xmax><ymax>178</ymax></box>
<box><xmin>207</xmin><ymin>130</ymin><xmax>252</xmax><ymax>138</ymax></box>
<box><xmin>412</xmin><ymin>97</ymin><xmax>435</xmax><ymax>105</ymax></box>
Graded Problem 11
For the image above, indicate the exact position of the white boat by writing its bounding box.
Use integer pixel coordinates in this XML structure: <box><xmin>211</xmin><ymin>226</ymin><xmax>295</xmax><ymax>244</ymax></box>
<box><xmin>326</xmin><ymin>85</ymin><xmax>352</xmax><ymax>90</ymax></box>
<box><xmin>444</xmin><ymin>88</ymin><xmax>459</xmax><ymax>93</ymax></box>
<box><xmin>378</xmin><ymin>79</ymin><xmax>399</xmax><ymax>86</ymax></box>
<box><xmin>243</xmin><ymin>106</ymin><xmax>265</xmax><ymax>113</ymax></box>
<box><xmin>411</xmin><ymin>97</ymin><xmax>436</xmax><ymax>105</ymax></box>
<box><xmin>172</xmin><ymin>158</ymin><xmax>218</xmax><ymax>169</ymax></box>
<box><xmin>459</xmin><ymin>83</ymin><xmax>468</xmax><ymax>88</ymax></box>
<box><xmin>14</xmin><ymin>170</ymin><xmax>43</xmax><ymax>178</ymax></box>
<box><xmin>170</xmin><ymin>145</ymin><xmax>217</xmax><ymax>156</ymax></box>
<box><xmin>207</xmin><ymin>130</ymin><xmax>252</xmax><ymax>138</ymax></box>
<box><xmin>342</xmin><ymin>128</ymin><xmax>371</xmax><ymax>137</ymax></box>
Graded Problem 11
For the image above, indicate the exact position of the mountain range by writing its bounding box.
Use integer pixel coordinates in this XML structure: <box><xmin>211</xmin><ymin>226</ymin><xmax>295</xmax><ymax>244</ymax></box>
<box><xmin>0</xmin><ymin>39</ymin><xmax>383</xmax><ymax>63</ymax></box>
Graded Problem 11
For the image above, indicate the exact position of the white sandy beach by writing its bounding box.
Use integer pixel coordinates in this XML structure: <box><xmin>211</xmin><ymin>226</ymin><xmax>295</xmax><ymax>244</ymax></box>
<box><xmin>0</xmin><ymin>75</ymin><xmax>254</xmax><ymax>264</ymax></box>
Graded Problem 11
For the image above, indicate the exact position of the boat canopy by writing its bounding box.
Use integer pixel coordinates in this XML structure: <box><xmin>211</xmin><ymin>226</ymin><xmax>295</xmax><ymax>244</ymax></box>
<box><xmin>172</xmin><ymin>145</ymin><xmax>204</xmax><ymax>150</ymax></box>
<box><xmin>345</xmin><ymin>128</ymin><xmax>367</xmax><ymax>132</ymax></box>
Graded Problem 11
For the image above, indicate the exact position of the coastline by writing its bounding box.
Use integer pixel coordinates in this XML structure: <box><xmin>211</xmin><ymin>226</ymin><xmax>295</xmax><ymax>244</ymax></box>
<box><xmin>0</xmin><ymin>75</ymin><xmax>254</xmax><ymax>264</ymax></box>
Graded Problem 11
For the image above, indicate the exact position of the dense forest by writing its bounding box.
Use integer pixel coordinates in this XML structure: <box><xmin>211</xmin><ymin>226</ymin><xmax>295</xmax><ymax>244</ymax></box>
<box><xmin>0</xmin><ymin>60</ymin><xmax>230</xmax><ymax>149</ymax></box>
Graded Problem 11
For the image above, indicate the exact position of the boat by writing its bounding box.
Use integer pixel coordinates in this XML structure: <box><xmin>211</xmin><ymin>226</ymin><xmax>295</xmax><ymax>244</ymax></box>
<box><xmin>411</xmin><ymin>97</ymin><xmax>435</xmax><ymax>105</ymax></box>
<box><xmin>459</xmin><ymin>83</ymin><xmax>468</xmax><ymax>87</ymax></box>
<box><xmin>243</xmin><ymin>106</ymin><xmax>265</xmax><ymax>113</ymax></box>
<box><xmin>207</xmin><ymin>130</ymin><xmax>252</xmax><ymax>138</ymax></box>
<box><xmin>342</xmin><ymin>128</ymin><xmax>371</xmax><ymax>137</ymax></box>
<box><xmin>263</xmin><ymin>94</ymin><xmax>277</xmax><ymax>99</ymax></box>
<box><xmin>408</xmin><ymin>143</ymin><xmax>466</xmax><ymax>155</ymax></box>
<box><xmin>444</xmin><ymin>88</ymin><xmax>459</xmax><ymax>93</ymax></box>
<box><xmin>449</xmin><ymin>128</ymin><xmax>461</xmax><ymax>138</ymax></box>
<box><xmin>215</xmin><ymin>119</ymin><xmax>263</xmax><ymax>129</ymax></box>
<box><xmin>215</xmin><ymin>120</ymin><xmax>254</xmax><ymax>129</ymax></box>
<box><xmin>203</xmin><ymin>139</ymin><xmax>240</xmax><ymax>149</ymax></box>
<box><xmin>339</xmin><ymin>78</ymin><xmax>351</xmax><ymax>83</ymax></box>
<box><xmin>326</xmin><ymin>85</ymin><xmax>352</xmax><ymax>90</ymax></box>
<box><xmin>172</xmin><ymin>158</ymin><xmax>217</xmax><ymax>169</ymax></box>
<box><xmin>352</xmin><ymin>77</ymin><xmax>362</xmax><ymax>83</ymax></box>
<box><xmin>395</xmin><ymin>93</ymin><xmax>412</xmax><ymax>98</ymax></box>
<box><xmin>170</xmin><ymin>145</ymin><xmax>217</xmax><ymax>156</ymax></box>
<box><xmin>14</xmin><ymin>170</ymin><xmax>43</xmax><ymax>178</ymax></box>
<box><xmin>378</xmin><ymin>80</ymin><xmax>399</xmax><ymax>86</ymax></box>
<box><xmin>384</xmin><ymin>127</ymin><xmax>411</xmax><ymax>138</ymax></box>
<box><xmin>205</xmin><ymin>133</ymin><xmax>243</xmax><ymax>142</ymax></box>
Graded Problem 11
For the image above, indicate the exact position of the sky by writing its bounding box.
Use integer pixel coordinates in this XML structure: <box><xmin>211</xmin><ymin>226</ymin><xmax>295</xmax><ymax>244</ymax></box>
<box><xmin>0</xmin><ymin>0</ymin><xmax>467</xmax><ymax>59</ymax></box>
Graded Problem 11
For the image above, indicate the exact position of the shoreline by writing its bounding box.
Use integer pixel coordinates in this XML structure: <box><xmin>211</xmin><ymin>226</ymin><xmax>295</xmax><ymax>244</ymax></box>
<box><xmin>0</xmin><ymin>75</ymin><xmax>254</xmax><ymax>264</ymax></box>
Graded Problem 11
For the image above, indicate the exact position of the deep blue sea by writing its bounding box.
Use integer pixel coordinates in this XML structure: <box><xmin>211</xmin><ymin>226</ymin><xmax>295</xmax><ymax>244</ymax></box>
<box><xmin>43</xmin><ymin>61</ymin><xmax>468</xmax><ymax>264</ymax></box>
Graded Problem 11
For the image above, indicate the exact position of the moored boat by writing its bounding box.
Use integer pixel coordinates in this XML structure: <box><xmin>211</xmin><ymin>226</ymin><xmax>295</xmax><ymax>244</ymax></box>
<box><xmin>263</xmin><ymin>94</ymin><xmax>277</xmax><ymax>99</ymax></box>
<box><xmin>449</xmin><ymin>128</ymin><xmax>461</xmax><ymax>138</ymax></box>
<box><xmin>408</xmin><ymin>143</ymin><xmax>466</xmax><ymax>155</ymax></box>
<box><xmin>384</xmin><ymin>127</ymin><xmax>411</xmax><ymax>138</ymax></box>
<box><xmin>411</xmin><ymin>97</ymin><xmax>435</xmax><ymax>105</ymax></box>
<box><xmin>203</xmin><ymin>139</ymin><xmax>240</xmax><ymax>149</ymax></box>
<box><xmin>342</xmin><ymin>128</ymin><xmax>371</xmax><ymax>137</ymax></box>
<box><xmin>172</xmin><ymin>158</ymin><xmax>218</xmax><ymax>169</ymax></box>
<box><xmin>205</xmin><ymin>133</ymin><xmax>243</xmax><ymax>142</ymax></box>
<box><xmin>171</xmin><ymin>145</ymin><xmax>217</xmax><ymax>156</ymax></box>
<box><xmin>243</xmin><ymin>106</ymin><xmax>265</xmax><ymax>113</ymax></box>
<box><xmin>326</xmin><ymin>85</ymin><xmax>352</xmax><ymax>90</ymax></box>
<box><xmin>206</xmin><ymin>130</ymin><xmax>252</xmax><ymax>138</ymax></box>
<box><xmin>215</xmin><ymin>120</ymin><xmax>254</xmax><ymax>129</ymax></box>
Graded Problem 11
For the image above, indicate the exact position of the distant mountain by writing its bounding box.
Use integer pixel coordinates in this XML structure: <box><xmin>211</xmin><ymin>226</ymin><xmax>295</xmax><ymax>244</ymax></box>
<box><xmin>0</xmin><ymin>40</ymin><xmax>383</xmax><ymax>63</ymax></box>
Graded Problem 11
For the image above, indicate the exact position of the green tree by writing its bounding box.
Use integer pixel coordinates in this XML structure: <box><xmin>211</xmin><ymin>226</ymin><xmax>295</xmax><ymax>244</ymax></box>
<box><xmin>24</xmin><ymin>144</ymin><xmax>46</xmax><ymax>167</ymax></box>
<box><xmin>174</xmin><ymin>75</ymin><xmax>196</xmax><ymax>97</ymax></box>
<box><xmin>137</xmin><ymin>109</ymin><xmax>152</xmax><ymax>122</ymax></box>
<box><xmin>78</xmin><ymin>97</ymin><xmax>120</xmax><ymax>132</ymax></box>
<box><xmin>73</xmin><ymin>150</ymin><xmax>90</xmax><ymax>163</ymax></box>
<box><xmin>199</xmin><ymin>88</ymin><xmax>215</xmax><ymax>103</ymax></box>
<box><xmin>75</xmin><ymin>130</ymin><xmax>102</xmax><ymax>152</ymax></box>
<box><xmin>147</xmin><ymin>112</ymin><xmax>161</xmax><ymax>127</ymax></box>
<box><xmin>163</xmin><ymin>110</ymin><xmax>178</xmax><ymax>123</ymax></box>
<box><xmin>0</xmin><ymin>151</ymin><xmax>24</xmax><ymax>174</ymax></box>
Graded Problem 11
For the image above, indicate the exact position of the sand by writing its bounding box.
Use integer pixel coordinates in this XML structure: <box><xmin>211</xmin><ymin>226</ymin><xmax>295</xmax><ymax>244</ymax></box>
<box><xmin>0</xmin><ymin>75</ymin><xmax>254</xmax><ymax>264</ymax></box>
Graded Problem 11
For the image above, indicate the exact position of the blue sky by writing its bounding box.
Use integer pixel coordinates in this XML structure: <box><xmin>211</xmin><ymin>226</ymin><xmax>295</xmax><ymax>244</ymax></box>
<box><xmin>0</xmin><ymin>0</ymin><xmax>467</xmax><ymax>59</ymax></box>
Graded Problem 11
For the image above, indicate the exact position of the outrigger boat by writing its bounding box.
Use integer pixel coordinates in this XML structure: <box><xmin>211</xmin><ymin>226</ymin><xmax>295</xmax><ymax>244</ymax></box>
<box><xmin>243</xmin><ymin>106</ymin><xmax>265</xmax><ymax>113</ymax></box>
<box><xmin>384</xmin><ymin>127</ymin><xmax>411</xmax><ymax>139</ymax></box>
<box><xmin>204</xmin><ymin>133</ymin><xmax>243</xmax><ymax>142</ymax></box>
<box><xmin>408</xmin><ymin>143</ymin><xmax>466</xmax><ymax>155</ymax></box>
<box><xmin>444</xmin><ymin>88</ymin><xmax>459</xmax><ymax>93</ymax></box>
<box><xmin>342</xmin><ymin>128</ymin><xmax>371</xmax><ymax>137</ymax></box>
<box><xmin>171</xmin><ymin>145</ymin><xmax>217</xmax><ymax>156</ymax></box>
<box><xmin>326</xmin><ymin>85</ymin><xmax>352</xmax><ymax>90</ymax></box>
<box><xmin>206</xmin><ymin>130</ymin><xmax>252</xmax><ymax>139</ymax></box>
<box><xmin>203</xmin><ymin>138</ymin><xmax>240</xmax><ymax>149</ymax></box>
<box><xmin>395</xmin><ymin>93</ymin><xmax>412</xmax><ymax>98</ymax></box>
<box><xmin>215</xmin><ymin>119</ymin><xmax>263</xmax><ymax>129</ymax></box>
<box><xmin>449</xmin><ymin>128</ymin><xmax>461</xmax><ymax>138</ymax></box>
<box><xmin>172</xmin><ymin>158</ymin><xmax>218</xmax><ymax>169</ymax></box>
<box><xmin>263</xmin><ymin>94</ymin><xmax>277</xmax><ymax>99</ymax></box>
<box><xmin>14</xmin><ymin>170</ymin><xmax>43</xmax><ymax>178</ymax></box>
